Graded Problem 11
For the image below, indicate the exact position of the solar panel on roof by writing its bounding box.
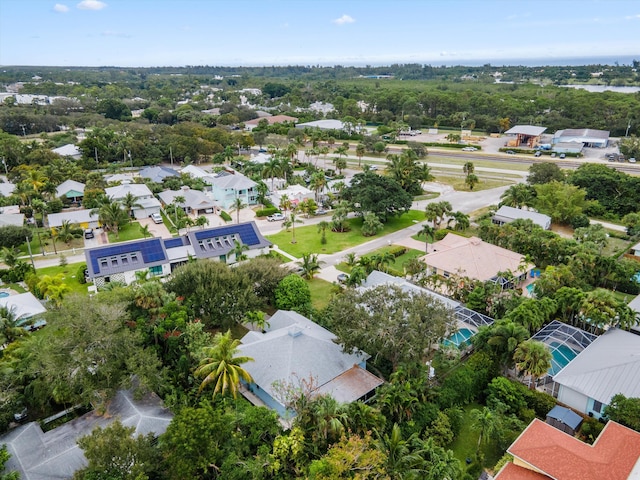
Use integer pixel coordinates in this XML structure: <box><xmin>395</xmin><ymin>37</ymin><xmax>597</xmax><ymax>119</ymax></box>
<box><xmin>164</xmin><ymin>238</ymin><xmax>184</xmax><ymax>248</ymax></box>
<box><xmin>194</xmin><ymin>223</ymin><xmax>260</xmax><ymax>246</ymax></box>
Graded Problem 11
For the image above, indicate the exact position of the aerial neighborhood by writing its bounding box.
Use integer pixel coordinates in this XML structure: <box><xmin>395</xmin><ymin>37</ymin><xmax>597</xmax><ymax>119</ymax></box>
<box><xmin>0</xmin><ymin>60</ymin><xmax>639</xmax><ymax>479</ymax></box>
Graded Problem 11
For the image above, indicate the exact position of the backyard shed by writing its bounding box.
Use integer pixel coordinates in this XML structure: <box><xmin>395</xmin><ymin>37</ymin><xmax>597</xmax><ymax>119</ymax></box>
<box><xmin>545</xmin><ymin>405</ymin><xmax>583</xmax><ymax>435</ymax></box>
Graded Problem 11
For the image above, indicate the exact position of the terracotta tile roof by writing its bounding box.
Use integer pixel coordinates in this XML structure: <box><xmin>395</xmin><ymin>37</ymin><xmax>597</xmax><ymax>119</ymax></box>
<box><xmin>421</xmin><ymin>234</ymin><xmax>533</xmax><ymax>282</ymax></box>
<box><xmin>494</xmin><ymin>462</ymin><xmax>549</xmax><ymax>480</ymax></box>
<box><xmin>506</xmin><ymin>419</ymin><xmax>640</xmax><ymax>480</ymax></box>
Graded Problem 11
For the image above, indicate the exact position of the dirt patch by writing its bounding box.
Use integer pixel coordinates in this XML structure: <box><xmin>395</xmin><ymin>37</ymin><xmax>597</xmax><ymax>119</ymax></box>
<box><xmin>551</xmin><ymin>224</ymin><xmax>574</xmax><ymax>239</ymax></box>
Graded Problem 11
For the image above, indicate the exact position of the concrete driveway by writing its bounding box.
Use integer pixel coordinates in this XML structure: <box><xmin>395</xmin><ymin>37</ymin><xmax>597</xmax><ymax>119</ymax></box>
<box><xmin>138</xmin><ymin>217</ymin><xmax>172</xmax><ymax>238</ymax></box>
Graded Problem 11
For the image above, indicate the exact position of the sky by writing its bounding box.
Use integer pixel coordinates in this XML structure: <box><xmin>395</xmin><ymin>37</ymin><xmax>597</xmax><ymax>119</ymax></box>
<box><xmin>1</xmin><ymin>0</ymin><xmax>639</xmax><ymax>67</ymax></box>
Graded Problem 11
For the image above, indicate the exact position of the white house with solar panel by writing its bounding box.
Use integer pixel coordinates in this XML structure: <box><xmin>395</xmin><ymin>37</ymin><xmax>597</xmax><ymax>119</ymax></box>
<box><xmin>84</xmin><ymin>221</ymin><xmax>271</xmax><ymax>288</ymax></box>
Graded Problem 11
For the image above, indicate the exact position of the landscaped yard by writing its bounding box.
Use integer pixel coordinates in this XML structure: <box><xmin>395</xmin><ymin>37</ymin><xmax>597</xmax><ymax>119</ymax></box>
<box><xmin>336</xmin><ymin>245</ymin><xmax>424</xmax><ymax>275</ymax></box>
<box><xmin>430</xmin><ymin>174</ymin><xmax>516</xmax><ymax>192</ymax></box>
<box><xmin>448</xmin><ymin>402</ymin><xmax>505</xmax><ymax>473</ymax></box>
<box><xmin>19</xmin><ymin>228</ymin><xmax>85</xmax><ymax>256</ymax></box>
<box><xmin>266</xmin><ymin>210</ymin><xmax>425</xmax><ymax>258</ymax></box>
<box><xmin>307</xmin><ymin>277</ymin><xmax>338</xmax><ymax>310</ymax></box>
<box><xmin>107</xmin><ymin>221</ymin><xmax>145</xmax><ymax>243</ymax></box>
<box><xmin>34</xmin><ymin>262</ymin><xmax>89</xmax><ymax>296</ymax></box>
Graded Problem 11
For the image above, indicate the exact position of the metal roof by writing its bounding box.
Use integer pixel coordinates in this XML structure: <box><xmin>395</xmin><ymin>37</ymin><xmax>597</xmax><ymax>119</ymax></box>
<box><xmin>552</xmin><ymin>328</ymin><xmax>640</xmax><ymax>404</ymax></box>
<box><xmin>546</xmin><ymin>405</ymin><xmax>583</xmax><ymax>430</ymax></box>
<box><xmin>504</xmin><ymin>125</ymin><xmax>547</xmax><ymax>136</ymax></box>
<box><xmin>47</xmin><ymin>209</ymin><xmax>98</xmax><ymax>227</ymax></box>
<box><xmin>493</xmin><ymin>206</ymin><xmax>551</xmax><ymax>229</ymax></box>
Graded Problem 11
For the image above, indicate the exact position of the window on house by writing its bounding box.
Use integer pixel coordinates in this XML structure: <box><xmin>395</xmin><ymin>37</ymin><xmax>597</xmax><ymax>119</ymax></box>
<box><xmin>131</xmin><ymin>253</ymin><xmax>139</xmax><ymax>263</ymax></box>
<box><xmin>593</xmin><ymin>400</ymin><xmax>603</xmax><ymax>413</ymax></box>
<box><xmin>100</xmin><ymin>259</ymin><xmax>108</xmax><ymax>268</ymax></box>
<box><xmin>110</xmin><ymin>257</ymin><xmax>118</xmax><ymax>267</ymax></box>
<box><xmin>443</xmin><ymin>271</ymin><xmax>450</xmax><ymax>278</ymax></box>
<box><xmin>149</xmin><ymin>265</ymin><xmax>163</xmax><ymax>276</ymax></box>
<box><xmin>121</xmin><ymin>256</ymin><xmax>129</xmax><ymax>265</ymax></box>
<box><xmin>198</xmin><ymin>241</ymin><xmax>206</xmax><ymax>251</ymax></box>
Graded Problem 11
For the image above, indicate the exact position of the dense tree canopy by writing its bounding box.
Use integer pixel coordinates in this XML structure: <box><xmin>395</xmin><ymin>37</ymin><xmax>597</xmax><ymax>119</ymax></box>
<box><xmin>342</xmin><ymin>172</ymin><xmax>413</xmax><ymax>221</ymax></box>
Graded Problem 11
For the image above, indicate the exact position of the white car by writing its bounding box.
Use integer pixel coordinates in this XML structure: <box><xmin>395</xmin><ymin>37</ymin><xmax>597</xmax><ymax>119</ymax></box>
<box><xmin>267</xmin><ymin>213</ymin><xmax>285</xmax><ymax>222</ymax></box>
<box><xmin>462</xmin><ymin>147</ymin><xmax>477</xmax><ymax>152</ymax></box>
<box><xmin>150</xmin><ymin>213</ymin><xmax>163</xmax><ymax>224</ymax></box>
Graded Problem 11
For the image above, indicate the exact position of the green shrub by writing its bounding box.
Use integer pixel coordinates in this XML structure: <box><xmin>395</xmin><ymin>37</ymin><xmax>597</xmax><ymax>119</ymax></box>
<box><xmin>434</xmin><ymin>229</ymin><xmax>449</xmax><ymax>241</ymax></box>
<box><xmin>77</xmin><ymin>263</ymin><xmax>87</xmax><ymax>284</ymax></box>
<box><xmin>255</xmin><ymin>207</ymin><xmax>279</xmax><ymax>217</ymax></box>
<box><xmin>580</xmin><ymin>417</ymin><xmax>604</xmax><ymax>444</ymax></box>
<box><xmin>219</xmin><ymin>210</ymin><xmax>232</xmax><ymax>222</ymax></box>
<box><xmin>388</xmin><ymin>245</ymin><xmax>408</xmax><ymax>257</ymax></box>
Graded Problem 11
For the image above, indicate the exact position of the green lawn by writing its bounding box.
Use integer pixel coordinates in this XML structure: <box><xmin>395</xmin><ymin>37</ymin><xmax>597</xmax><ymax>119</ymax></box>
<box><xmin>448</xmin><ymin>403</ymin><xmax>505</xmax><ymax>472</ymax></box>
<box><xmin>34</xmin><ymin>262</ymin><xmax>89</xmax><ymax>296</ymax></box>
<box><xmin>267</xmin><ymin>210</ymin><xmax>425</xmax><ymax>258</ymax></box>
<box><xmin>107</xmin><ymin>222</ymin><xmax>145</xmax><ymax>243</ymax></box>
<box><xmin>431</xmin><ymin>174</ymin><xmax>516</xmax><ymax>192</ymax></box>
<box><xmin>19</xmin><ymin>228</ymin><xmax>85</xmax><ymax>256</ymax></box>
<box><xmin>335</xmin><ymin>245</ymin><xmax>424</xmax><ymax>275</ymax></box>
<box><xmin>601</xmin><ymin>235</ymin><xmax>631</xmax><ymax>257</ymax></box>
<box><xmin>308</xmin><ymin>277</ymin><xmax>339</xmax><ymax>310</ymax></box>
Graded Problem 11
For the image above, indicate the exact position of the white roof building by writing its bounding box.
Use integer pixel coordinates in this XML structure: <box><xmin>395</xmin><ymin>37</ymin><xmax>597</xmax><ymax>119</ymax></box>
<box><xmin>296</xmin><ymin>119</ymin><xmax>345</xmax><ymax>131</ymax></box>
<box><xmin>0</xmin><ymin>213</ymin><xmax>24</xmax><ymax>227</ymax></box>
<box><xmin>51</xmin><ymin>144</ymin><xmax>82</xmax><ymax>159</ymax></box>
<box><xmin>492</xmin><ymin>205</ymin><xmax>552</xmax><ymax>230</ymax></box>
<box><xmin>553</xmin><ymin>328</ymin><xmax>640</xmax><ymax>418</ymax></box>
<box><xmin>0</xmin><ymin>292</ymin><xmax>46</xmax><ymax>321</ymax></box>
<box><xmin>0</xmin><ymin>182</ymin><xmax>16</xmax><ymax>197</ymax></box>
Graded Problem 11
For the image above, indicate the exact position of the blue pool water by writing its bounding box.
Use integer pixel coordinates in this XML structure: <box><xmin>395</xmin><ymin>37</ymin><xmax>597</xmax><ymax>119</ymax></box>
<box><xmin>443</xmin><ymin>328</ymin><xmax>475</xmax><ymax>348</ymax></box>
<box><xmin>634</xmin><ymin>272</ymin><xmax>640</xmax><ymax>283</ymax></box>
<box><xmin>548</xmin><ymin>341</ymin><xmax>578</xmax><ymax>375</ymax></box>
<box><xmin>0</xmin><ymin>292</ymin><xmax>9</xmax><ymax>298</ymax></box>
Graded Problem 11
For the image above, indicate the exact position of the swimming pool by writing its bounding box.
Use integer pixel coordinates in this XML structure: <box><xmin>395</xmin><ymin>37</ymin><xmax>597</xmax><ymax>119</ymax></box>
<box><xmin>443</xmin><ymin>328</ymin><xmax>475</xmax><ymax>348</ymax></box>
<box><xmin>526</xmin><ymin>284</ymin><xmax>536</xmax><ymax>296</ymax></box>
<box><xmin>548</xmin><ymin>341</ymin><xmax>579</xmax><ymax>375</ymax></box>
<box><xmin>0</xmin><ymin>292</ymin><xmax>9</xmax><ymax>298</ymax></box>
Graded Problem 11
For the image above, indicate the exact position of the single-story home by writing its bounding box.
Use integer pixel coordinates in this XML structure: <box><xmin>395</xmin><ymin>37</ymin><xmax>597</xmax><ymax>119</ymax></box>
<box><xmin>104</xmin><ymin>182</ymin><xmax>162</xmax><ymax>220</ymax></box>
<box><xmin>158</xmin><ymin>186</ymin><xmax>216</xmax><ymax>215</ymax></box>
<box><xmin>504</xmin><ymin>125</ymin><xmax>547</xmax><ymax>148</ymax></box>
<box><xmin>552</xmin><ymin>328</ymin><xmax>640</xmax><ymax>419</ymax></box>
<box><xmin>47</xmin><ymin>209</ymin><xmax>100</xmax><ymax>230</ymax></box>
<box><xmin>55</xmin><ymin>179</ymin><xmax>85</xmax><ymax>203</ymax></box>
<box><xmin>492</xmin><ymin>205</ymin><xmax>552</xmax><ymax>230</ymax></box>
<box><xmin>630</xmin><ymin>241</ymin><xmax>640</xmax><ymax>257</ymax></box>
<box><xmin>244</xmin><ymin>114</ymin><xmax>298</xmax><ymax>131</ymax></box>
<box><xmin>553</xmin><ymin>128</ymin><xmax>609</xmax><ymax>148</ymax></box>
<box><xmin>138</xmin><ymin>166</ymin><xmax>180</xmax><ymax>183</ymax></box>
<box><xmin>495</xmin><ymin>418</ymin><xmax>640</xmax><ymax>480</ymax></box>
<box><xmin>0</xmin><ymin>387</ymin><xmax>173</xmax><ymax>479</ymax></box>
<box><xmin>238</xmin><ymin>310</ymin><xmax>383</xmax><ymax>417</ymax></box>
<box><xmin>51</xmin><ymin>143</ymin><xmax>82</xmax><ymax>159</ymax></box>
<box><xmin>0</xmin><ymin>292</ymin><xmax>47</xmax><ymax>330</ymax></box>
<box><xmin>272</xmin><ymin>185</ymin><xmax>314</xmax><ymax>206</ymax></box>
<box><xmin>295</xmin><ymin>119</ymin><xmax>346</xmax><ymax>131</ymax></box>
<box><xmin>421</xmin><ymin>234</ymin><xmax>535</xmax><ymax>290</ymax></box>
<box><xmin>85</xmin><ymin>221</ymin><xmax>271</xmax><ymax>287</ymax></box>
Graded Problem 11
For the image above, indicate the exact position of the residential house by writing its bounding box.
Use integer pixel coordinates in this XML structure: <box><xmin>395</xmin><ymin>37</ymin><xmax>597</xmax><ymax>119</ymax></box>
<box><xmin>158</xmin><ymin>186</ymin><xmax>216</xmax><ymax>216</ymax></box>
<box><xmin>629</xmin><ymin>240</ymin><xmax>640</xmax><ymax>258</ymax></box>
<box><xmin>421</xmin><ymin>234</ymin><xmax>534</xmax><ymax>290</ymax></box>
<box><xmin>104</xmin><ymin>182</ymin><xmax>162</xmax><ymax>220</ymax></box>
<box><xmin>207</xmin><ymin>171</ymin><xmax>258</xmax><ymax>209</ymax></box>
<box><xmin>494</xmin><ymin>418</ymin><xmax>640</xmax><ymax>480</ymax></box>
<box><xmin>244</xmin><ymin>114</ymin><xmax>298</xmax><ymax>131</ymax></box>
<box><xmin>551</xmin><ymin>328</ymin><xmax>640</xmax><ymax>419</ymax></box>
<box><xmin>238</xmin><ymin>310</ymin><xmax>383</xmax><ymax>416</ymax></box>
<box><xmin>0</xmin><ymin>387</ymin><xmax>173</xmax><ymax>479</ymax></box>
<box><xmin>47</xmin><ymin>209</ymin><xmax>100</xmax><ymax>230</ymax></box>
<box><xmin>295</xmin><ymin>119</ymin><xmax>345</xmax><ymax>131</ymax></box>
<box><xmin>0</xmin><ymin>292</ymin><xmax>47</xmax><ymax>330</ymax></box>
<box><xmin>51</xmin><ymin>143</ymin><xmax>82</xmax><ymax>159</ymax></box>
<box><xmin>272</xmin><ymin>185</ymin><xmax>314</xmax><ymax>206</ymax></box>
<box><xmin>85</xmin><ymin>222</ymin><xmax>271</xmax><ymax>287</ymax></box>
<box><xmin>0</xmin><ymin>205</ymin><xmax>24</xmax><ymax>227</ymax></box>
<box><xmin>55</xmin><ymin>179</ymin><xmax>85</xmax><ymax>204</ymax></box>
<box><xmin>492</xmin><ymin>205</ymin><xmax>551</xmax><ymax>230</ymax></box>
<box><xmin>629</xmin><ymin>294</ymin><xmax>640</xmax><ymax>334</ymax></box>
<box><xmin>138</xmin><ymin>165</ymin><xmax>180</xmax><ymax>183</ymax></box>
<box><xmin>104</xmin><ymin>172</ymin><xmax>135</xmax><ymax>184</ymax></box>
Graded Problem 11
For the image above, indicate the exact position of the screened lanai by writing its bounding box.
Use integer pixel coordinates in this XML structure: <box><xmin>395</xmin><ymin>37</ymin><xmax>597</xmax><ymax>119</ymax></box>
<box><xmin>531</xmin><ymin>320</ymin><xmax>598</xmax><ymax>377</ymax></box>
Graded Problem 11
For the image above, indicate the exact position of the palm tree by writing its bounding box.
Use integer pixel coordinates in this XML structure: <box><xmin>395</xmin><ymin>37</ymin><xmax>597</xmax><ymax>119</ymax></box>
<box><xmin>195</xmin><ymin>216</ymin><xmax>209</xmax><ymax>229</ymax></box>
<box><xmin>231</xmin><ymin>239</ymin><xmax>249</xmax><ymax>262</ymax></box>
<box><xmin>355</xmin><ymin>143</ymin><xmax>365</xmax><ymax>168</ymax></box>
<box><xmin>121</xmin><ymin>192</ymin><xmax>142</xmax><ymax>218</ymax></box>
<box><xmin>31</xmin><ymin>199</ymin><xmax>49</xmax><ymax>228</ymax></box>
<box><xmin>448</xmin><ymin>211</ymin><xmax>470</xmax><ymax>232</ymax></box>
<box><xmin>312</xmin><ymin>395</ymin><xmax>347</xmax><ymax>442</ymax></box>
<box><xmin>262</xmin><ymin>158</ymin><xmax>282</xmax><ymax>191</ymax></box>
<box><xmin>487</xmin><ymin>320</ymin><xmax>530</xmax><ymax>373</ymax></box>
<box><xmin>310</xmin><ymin>172</ymin><xmax>327</xmax><ymax>202</ymax></box>
<box><xmin>233</xmin><ymin>196</ymin><xmax>246</xmax><ymax>224</ymax></box>
<box><xmin>56</xmin><ymin>220</ymin><xmax>81</xmax><ymax>245</ymax></box>
<box><xmin>424</xmin><ymin>201</ymin><xmax>452</xmax><ymax>229</ymax></box>
<box><xmin>500</xmin><ymin>184</ymin><xmax>535</xmax><ymax>209</ymax></box>
<box><xmin>470</xmin><ymin>407</ymin><xmax>502</xmax><ymax>451</ymax></box>
<box><xmin>317</xmin><ymin>220</ymin><xmax>330</xmax><ymax>245</ymax></box>
<box><xmin>297</xmin><ymin>253</ymin><xmax>324</xmax><ymax>280</ymax></box>
<box><xmin>1</xmin><ymin>247</ymin><xmax>20</xmax><ymax>269</ymax></box>
<box><xmin>464</xmin><ymin>173</ymin><xmax>479</xmax><ymax>190</ymax></box>
<box><xmin>463</xmin><ymin>161</ymin><xmax>475</xmax><ymax>175</ymax></box>
<box><xmin>92</xmin><ymin>200</ymin><xmax>130</xmax><ymax>239</ymax></box>
<box><xmin>139</xmin><ymin>224</ymin><xmax>151</xmax><ymax>238</ymax></box>
<box><xmin>418</xmin><ymin>224</ymin><xmax>436</xmax><ymax>254</ymax></box>
<box><xmin>194</xmin><ymin>330</ymin><xmax>254</xmax><ymax>399</ymax></box>
<box><xmin>513</xmin><ymin>340</ymin><xmax>552</xmax><ymax>389</ymax></box>
<box><xmin>172</xmin><ymin>195</ymin><xmax>186</xmax><ymax>226</ymax></box>
<box><xmin>0</xmin><ymin>305</ymin><xmax>27</xmax><ymax>345</ymax></box>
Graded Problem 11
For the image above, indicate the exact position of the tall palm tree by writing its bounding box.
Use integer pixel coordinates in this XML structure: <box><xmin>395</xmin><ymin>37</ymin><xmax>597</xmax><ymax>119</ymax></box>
<box><xmin>463</xmin><ymin>161</ymin><xmax>475</xmax><ymax>175</ymax></box>
<box><xmin>121</xmin><ymin>192</ymin><xmax>142</xmax><ymax>218</ymax></box>
<box><xmin>231</xmin><ymin>239</ymin><xmax>249</xmax><ymax>262</ymax></box>
<box><xmin>262</xmin><ymin>158</ymin><xmax>282</xmax><ymax>191</ymax></box>
<box><xmin>418</xmin><ymin>224</ymin><xmax>436</xmax><ymax>254</ymax></box>
<box><xmin>312</xmin><ymin>395</ymin><xmax>348</xmax><ymax>442</ymax></box>
<box><xmin>500</xmin><ymin>184</ymin><xmax>535</xmax><ymax>209</ymax></box>
<box><xmin>317</xmin><ymin>220</ymin><xmax>330</xmax><ymax>245</ymax></box>
<box><xmin>310</xmin><ymin>172</ymin><xmax>327</xmax><ymax>202</ymax></box>
<box><xmin>355</xmin><ymin>143</ymin><xmax>365</xmax><ymax>168</ymax></box>
<box><xmin>56</xmin><ymin>220</ymin><xmax>81</xmax><ymax>245</ymax></box>
<box><xmin>233</xmin><ymin>196</ymin><xmax>246</xmax><ymax>224</ymax></box>
<box><xmin>297</xmin><ymin>253</ymin><xmax>324</xmax><ymax>280</ymax></box>
<box><xmin>513</xmin><ymin>340</ymin><xmax>552</xmax><ymax>389</ymax></box>
<box><xmin>139</xmin><ymin>224</ymin><xmax>151</xmax><ymax>238</ymax></box>
<box><xmin>470</xmin><ymin>407</ymin><xmax>502</xmax><ymax>451</ymax></box>
<box><xmin>448</xmin><ymin>211</ymin><xmax>470</xmax><ymax>232</ymax></box>
<box><xmin>92</xmin><ymin>200</ymin><xmax>130</xmax><ymax>239</ymax></box>
<box><xmin>487</xmin><ymin>320</ymin><xmax>529</xmax><ymax>373</ymax></box>
<box><xmin>194</xmin><ymin>330</ymin><xmax>254</xmax><ymax>399</ymax></box>
<box><xmin>464</xmin><ymin>173</ymin><xmax>479</xmax><ymax>190</ymax></box>
<box><xmin>1</xmin><ymin>247</ymin><xmax>20</xmax><ymax>269</ymax></box>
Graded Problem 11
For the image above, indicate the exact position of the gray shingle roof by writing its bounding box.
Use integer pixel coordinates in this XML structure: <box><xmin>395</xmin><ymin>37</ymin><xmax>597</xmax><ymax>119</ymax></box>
<box><xmin>493</xmin><ymin>205</ymin><xmax>551</xmax><ymax>229</ymax></box>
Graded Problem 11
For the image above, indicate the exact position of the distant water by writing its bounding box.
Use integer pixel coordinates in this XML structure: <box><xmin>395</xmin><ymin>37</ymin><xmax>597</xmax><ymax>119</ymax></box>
<box><xmin>559</xmin><ymin>85</ymin><xmax>640</xmax><ymax>93</ymax></box>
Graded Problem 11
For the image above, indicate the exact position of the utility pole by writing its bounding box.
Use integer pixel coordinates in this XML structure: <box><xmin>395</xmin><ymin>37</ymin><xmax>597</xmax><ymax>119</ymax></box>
<box><xmin>626</xmin><ymin>120</ymin><xmax>631</xmax><ymax>137</ymax></box>
<box><xmin>169</xmin><ymin>146</ymin><xmax>173</xmax><ymax>166</ymax></box>
<box><xmin>94</xmin><ymin>147</ymin><xmax>99</xmax><ymax>165</ymax></box>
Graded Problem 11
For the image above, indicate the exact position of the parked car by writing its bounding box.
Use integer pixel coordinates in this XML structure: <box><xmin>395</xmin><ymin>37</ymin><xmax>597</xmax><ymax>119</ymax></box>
<box><xmin>84</xmin><ymin>228</ymin><xmax>94</xmax><ymax>239</ymax></box>
<box><xmin>13</xmin><ymin>407</ymin><xmax>27</xmax><ymax>422</ymax></box>
<box><xmin>150</xmin><ymin>213</ymin><xmax>163</xmax><ymax>224</ymax></box>
<box><xmin>506</xmin><ymin>150</ymin><xmax>515</xmax><ymax>155</ymax></box>
<box><xmin>337</xmin><ymin>273</ymin><xmax>349</xmax><ymax>284</ymax></box>
<box><xmin>559</xmin><ymin>153</ymin><xmax>566</xmax><ymax>159</ymax></box>
<box><xmin>461</xmin><ymin>146</ymin><xmax>477</xmax><ymax>152</ymax></box>
<box><xmin>315</xmin><ymin>208</ymin><xmax>327</xmax><ymax>216</ymax></box>
<box><xmin>534</xmin><ymin>151</ymin><xmax>542</xmax><ymax>157</ymax></box>
<box><xmin>267</xmin><ymin>213</ymin><xmax>285</xmax><ymax>222</ymax></box>
<box><xmin>629</xmin><ymin>157</ymin><xmax>637</xmax><ymax>163</ymax></box>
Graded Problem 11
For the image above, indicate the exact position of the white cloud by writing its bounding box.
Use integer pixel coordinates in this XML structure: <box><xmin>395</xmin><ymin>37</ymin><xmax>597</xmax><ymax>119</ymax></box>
<box><xmin>53</xmin><ymin>3</ymin><xmax>69</xmax><ymax>13</ymax></box>
<box><xmin>625</xmin><ymin>14</ymin><xmax>640</xmax><ymax>19</ymax></box>
<box><xmin>77</xmin><ymin>0</ymin><xmax>107</xmax><ymax>10</ymax></box>
<box><xmin>333</xmin><ymin>14</ymin><xmax>355</xmax><ymax>25</ymax></box>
